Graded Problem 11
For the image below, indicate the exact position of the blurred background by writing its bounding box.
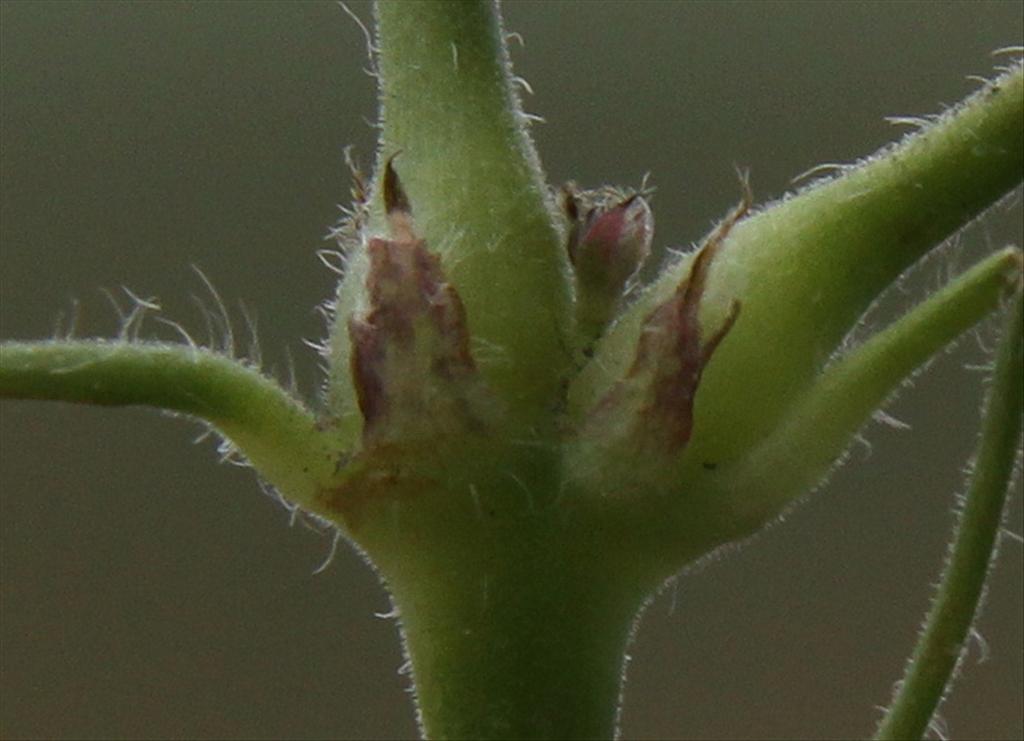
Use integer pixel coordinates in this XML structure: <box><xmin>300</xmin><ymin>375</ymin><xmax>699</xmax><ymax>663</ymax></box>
<box><xmin>1</xmin><ymin>1</ymin><xmax>1021</xmax><ymax>739</ymax></box>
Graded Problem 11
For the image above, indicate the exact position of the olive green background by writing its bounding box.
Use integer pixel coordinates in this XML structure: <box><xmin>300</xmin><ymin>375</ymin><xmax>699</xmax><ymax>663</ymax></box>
<box><xmin>1</xmin><ymin>1</ymin><xmax>1021</xmax><ymax>739</ymax></box>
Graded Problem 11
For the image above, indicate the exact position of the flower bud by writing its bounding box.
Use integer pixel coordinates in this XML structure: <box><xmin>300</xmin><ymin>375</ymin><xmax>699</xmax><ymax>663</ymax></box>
<box><xmin>564</xmin><ymin>186</ymin><xmax>653</xmax><ymax>343</ymax></box>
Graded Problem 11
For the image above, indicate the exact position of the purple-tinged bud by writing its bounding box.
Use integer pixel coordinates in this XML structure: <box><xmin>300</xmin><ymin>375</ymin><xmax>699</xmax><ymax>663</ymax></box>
<box><xmin>563</xmin><ymin>186</ymin><xmax>654</xmax><ymax>343</ymax></box>
<box><xmin>567</xmin><ymin>193</ymin><xmax>652</xmax><ymax>282</ymax></box>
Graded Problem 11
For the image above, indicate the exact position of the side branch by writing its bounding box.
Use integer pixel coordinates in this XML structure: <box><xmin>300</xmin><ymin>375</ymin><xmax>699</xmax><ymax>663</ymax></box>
<box><xmin>875</xmin><ymin>289</ymin><xmax>1024</xmax><ymax>740</ymax></box>
<box><xmin>0</xmin><ymin>341</ymin><xmax>339</xmax><ymax>514</ymax></box>
<box><xmin>724</xmin><ymin>248</ymin><xmax>1022</xmax><ymax>523</ymax></box>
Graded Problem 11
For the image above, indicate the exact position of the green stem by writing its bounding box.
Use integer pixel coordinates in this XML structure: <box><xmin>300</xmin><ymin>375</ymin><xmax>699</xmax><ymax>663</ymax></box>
<box><xmin>573</xmin><ymin>64</ymin><xmax>1024</xmax><ymax>466</ymax></box>
<box><xmin>394</xmin><ymin>557</ymin><xmax>637</xmax><ymax>740</ymax></box>
<box><xmin>724</xmin><ymin>248</ymin><xmax>1021</xmax><ymax>523</ymax></box>
<box><xmin>358</xmin><ymin>492</ymin><xmax>649</xmax><ymax>741</ymax></box>
<box><xmin>874</xmin><ymin>289</ymin><xmax>1023</xmax><ymax>741</ymax></box>
<box><xmin>0</xmin><ymin>341</ymin><xmax>338</xmax><ymax>513</ymax></box>
<box><xmin>329</xmin><ymin>0</ymin><xmax>571</xmax><ymax>430</ymax></box>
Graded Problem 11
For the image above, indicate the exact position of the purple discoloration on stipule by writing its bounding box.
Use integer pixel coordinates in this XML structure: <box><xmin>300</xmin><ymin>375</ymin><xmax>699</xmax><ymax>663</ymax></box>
<box><xmin>587</xmin><ymin>183</ymin><xmax>751</xmax><ymax>454</ymax></box>
<box><xmin>349</xmin><ymin>237</ymin><xmax>477</xmax><ymax>443</ymax></box>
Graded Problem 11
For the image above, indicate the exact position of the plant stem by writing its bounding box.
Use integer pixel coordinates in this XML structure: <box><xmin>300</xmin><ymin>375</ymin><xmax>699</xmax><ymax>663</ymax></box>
<box><xmin>395</xmin><ymin>561</ymin><xmax>637</xmax><ymax>740</ymax></box>
<box><xmin>0</xmin><ymin>341</ymin><xmax>338</xmax><ymax>511</ymax></box>
<box><xmin>361</xmin><ymin>494</ymin><xmax>649</xmax><ymax>741</ymax></box>
<box><xmin>573</xmin><ymin>64</ymin><xmax>1024</xmax><ymax>465</ymax></box>
<box><xmin>330</xmin><ymin>0</ymin><xmax>571</xmax><ymax>428</ymax></box>
<box><xmin>875</xmin><ymin>289</ymin><xmax>1023</xmax><ymax>741</ymax></box>
<box><xmin>724</xmin><ymin>248</ymin><xmax>1022</xmax><ymax>521</ymax></box>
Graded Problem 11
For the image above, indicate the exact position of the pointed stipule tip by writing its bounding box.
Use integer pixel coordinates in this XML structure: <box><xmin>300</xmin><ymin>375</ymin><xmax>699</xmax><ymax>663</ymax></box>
<box><xmin>383</xmin><ymin>154</ymin><xmax>411</xmax><ymax>216</ymax></box>
<box><xmin>561</xmin><ymin>183</ymin><xmax>580</xmax><ymax>222</ymax></box>
<box><xmin>382</xmin><ymin>154</ymin><xmax>417</xmax><ymax>243</ymax></box>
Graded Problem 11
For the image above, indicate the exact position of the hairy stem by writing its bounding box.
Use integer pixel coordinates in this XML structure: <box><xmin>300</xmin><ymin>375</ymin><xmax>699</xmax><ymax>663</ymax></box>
<box><xmin>0</xmin><ymin>341</ymin><xmax>338</xmax><ymax>512</ymax></box>
<box><xmin>330</xmin><ymin>0</ymin><xmax>571</xmax><ymax>430</ymax></box>
<box><xmin>724</xmin><ymin>248</ymin><xmax>1021</xmax><ymax>522</ymax></box>
<box><xmin>384</xmin><ymin>534</ymin><xmax>642</xmax><ymax>741</ymax></box>
<box><xmin>875</xmin><ymin>289</ymin><xmax>1023</xmax><ymax>740</ymax></box>
<box><xmin>574</xmin><ymin>65</ymin><xmax>1024</xmax><ymax>466</ymax></box>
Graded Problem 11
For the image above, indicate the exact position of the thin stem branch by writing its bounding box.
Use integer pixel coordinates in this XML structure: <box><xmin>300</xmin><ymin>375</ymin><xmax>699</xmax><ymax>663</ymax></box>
<box><xmin>725</xmin><ymin>248</ymin><xmax>1021</xmax><ymax>523</ymax></box>
<box><xmin>0</xmin><ymin>341</ymin><xmax>339</xmax><ymax>513</ymax></box>
<box><xmin>875</xmin><ymin>289</ymin><xmax>1023</xmax><ymax>741</ymax></box>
